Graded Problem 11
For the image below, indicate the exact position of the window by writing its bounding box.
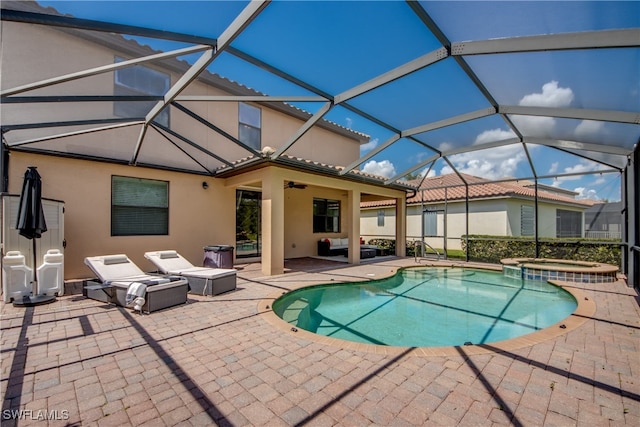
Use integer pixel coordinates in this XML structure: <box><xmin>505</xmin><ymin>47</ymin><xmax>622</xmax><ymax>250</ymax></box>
<box><xmin>114</xmin><ymin>57</ymin><xmax>170</xmax><ymax>126</ymax></box>
<box><xmin>521</xmin><ymin>205</ymin><xmax>535</xmax><ymax>236</ymax></box>
<box><xmin>239</xmin><ymin>102</ymin><xmax>261</xmax><ymax>150</ymax></box>
<box><xmin>423</xmin><ymin>210</ymin><xmax>438</xmax><ymax>237</ymax></box>
<box><xmin>313</xmin><ymin>198</ymin><xmax>340</xmax><ymax>233</ymax></box>
<box><xmin>556</xmin><ymin>209</ymin><xmax>582</xmax><ymax>238</ymax></box>
<box><xmin>377</xmin><ymin>209</ymin><xmax>385</xmax><ymax>227</ymax></box>
<box><xmin>112</xmin><ymin>176</ymin><xmax>168</xmax><ymax>236</ymax></box>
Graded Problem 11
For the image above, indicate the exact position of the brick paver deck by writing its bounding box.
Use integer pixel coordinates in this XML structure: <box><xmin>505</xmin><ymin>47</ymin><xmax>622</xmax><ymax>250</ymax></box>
<box><xmin>1</xmin><ymin>257</ymin><xmax>638</xmax><ymax>426</ymax></box>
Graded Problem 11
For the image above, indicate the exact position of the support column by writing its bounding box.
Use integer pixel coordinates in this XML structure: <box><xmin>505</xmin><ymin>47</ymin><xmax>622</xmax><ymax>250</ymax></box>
<box><xmin>347</xmin><ymin>189</ymin><xmax>361</xmax><ymax>264</ymax></box>
<box><xmin>395</xmin><ymin>196</ymin><xmax>407</xmax><ymax>257</ymax></box>
<box><xmin>630</xmin><ymin>147</ymin><xmax>638</xmax><ymax>289</ymax></box>
<box><xmin>261</xmin><ymin>168</ymin><xmax>285</xmax><ymax>276</ymax></box>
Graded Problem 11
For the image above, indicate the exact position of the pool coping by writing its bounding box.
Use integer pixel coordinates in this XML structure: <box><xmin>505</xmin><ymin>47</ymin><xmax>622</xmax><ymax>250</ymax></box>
<box><xmin>257</xmin><ymin>264</ymin><xmax>598</xmax><ymax>357</ymax></box>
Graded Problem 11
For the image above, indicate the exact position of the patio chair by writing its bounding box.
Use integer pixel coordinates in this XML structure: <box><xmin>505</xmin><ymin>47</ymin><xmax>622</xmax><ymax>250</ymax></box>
<box><xmin>144</xmin><ymin>250</ymin><xmax>237</xmax><ymax>296</ymax></box>
<box><xmin>84</xmin><ymin>254</ymin><xmax>188</xmax><ymax>313</ymax></box>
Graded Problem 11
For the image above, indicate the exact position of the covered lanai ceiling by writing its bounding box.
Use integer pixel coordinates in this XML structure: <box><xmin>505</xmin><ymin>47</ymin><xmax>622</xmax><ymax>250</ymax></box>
<box><xmin>1</xmin><ymin>0</ymin><xmax>639</xmax><ymax>194</ymax></box>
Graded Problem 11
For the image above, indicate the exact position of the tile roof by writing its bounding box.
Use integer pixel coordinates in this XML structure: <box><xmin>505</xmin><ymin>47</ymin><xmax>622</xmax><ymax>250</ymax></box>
<box><xmin>216</xmin><ymin>152</ymin><xmax>415</xmax><ymax>191</ymax></box>
<box><xmin>362</xmin><ymin>173</ymin><xmax>594</xmax><ymax>208</ymax></box>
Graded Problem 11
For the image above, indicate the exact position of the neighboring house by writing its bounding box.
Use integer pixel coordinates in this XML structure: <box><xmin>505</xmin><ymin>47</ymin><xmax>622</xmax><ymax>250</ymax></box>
<box><xmin>1</xmin><ymin>1</ymin><xmax>409</xmax><ymax>278</ymax></box>
<box><xmin>585</xmin><ymin>202</ymin><xmax>623</xmax><ymax>240</ymax></box>
<box><xmin>361</xmin><ymin>173</ymin><xmax>594</xmax><ymax>251</ymax></box>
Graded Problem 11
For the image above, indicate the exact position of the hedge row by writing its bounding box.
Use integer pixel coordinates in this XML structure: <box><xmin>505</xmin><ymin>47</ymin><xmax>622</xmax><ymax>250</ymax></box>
<box><xmin>367</xmin><ymin>236</ymin><xmax>622</xmax><ymax>267</ymax></box>
<box><xmin>461</xmin><ymin>235</ymin><xmax>622</xmax><ymax>267</ymax></box>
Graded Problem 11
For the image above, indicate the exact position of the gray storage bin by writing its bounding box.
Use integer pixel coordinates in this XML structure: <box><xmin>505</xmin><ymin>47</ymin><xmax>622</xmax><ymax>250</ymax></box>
<box><xmin>203</xmin><ymin>245</ymin><xmax>234</xmax><ymax>269</ymax></box>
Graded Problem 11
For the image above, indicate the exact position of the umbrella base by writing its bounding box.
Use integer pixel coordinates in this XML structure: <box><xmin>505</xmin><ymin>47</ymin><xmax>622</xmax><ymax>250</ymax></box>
<box><xmin>12</xmin><ymin>295</ymin><xmax>57</xmax><ymax>307</ymax></box>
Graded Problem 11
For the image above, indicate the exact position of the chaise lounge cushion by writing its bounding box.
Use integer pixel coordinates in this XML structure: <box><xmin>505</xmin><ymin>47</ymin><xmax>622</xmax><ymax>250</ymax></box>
<box><xmin>85</xmin><ymin>254</ymin><xmax>158</xmax><ymax>283</ymax></box>
<box><xmin>144</xmin><ymin>250</ymin><xmax>237</xmax><ymax>295</ymax></box>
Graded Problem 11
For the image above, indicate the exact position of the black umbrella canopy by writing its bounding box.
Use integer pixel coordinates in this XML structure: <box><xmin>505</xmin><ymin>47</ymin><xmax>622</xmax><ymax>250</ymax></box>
<box><xmin>16</xmin><ymin>166</ymin><xmax>47</xmax><ymax>240</ymax></box>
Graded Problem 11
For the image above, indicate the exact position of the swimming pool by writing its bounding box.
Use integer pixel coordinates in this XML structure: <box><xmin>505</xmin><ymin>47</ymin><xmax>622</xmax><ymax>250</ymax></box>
<box><xmin>272</xmin><ymin>267</ymin><xmax>577</xmax><ymax>347</ymax></box>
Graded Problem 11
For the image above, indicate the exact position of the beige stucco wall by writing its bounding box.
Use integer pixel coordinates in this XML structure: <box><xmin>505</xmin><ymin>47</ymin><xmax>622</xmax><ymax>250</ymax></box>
<box><xmin>226</xmin><ymin>167</ymin><xmax>406</xmax><ymax>269</ymax></box>
<box><xmin>5</xmin><ymin>152</ymin><xmax>236</xmax><ymax>279</ymax></box>
<box><xmin>362</xmin><ymin>198</ymin><xmax>586</xmax><ymax>251</ymax></box>
<box><xmin>3</xmin><ymin>150</ymin><xmax>406</xmax><ymax>279</ymax></box>
<box><xmin>2</xmin><ymin>21</ymin><xmax>364</xmax><ymax>169</ymax></box>
<box><xmin>2</xmin><ymin>20</ymin><xmax>407</xmax><ymax>279</ymax></box>
<box><xmin>284</xmin><ymin>186</ymin><xmax>344</xmax><ymax>259</ymax></box>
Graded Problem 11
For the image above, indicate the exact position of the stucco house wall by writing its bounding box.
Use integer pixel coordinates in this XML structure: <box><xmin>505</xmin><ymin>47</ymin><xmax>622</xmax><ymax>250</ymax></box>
<box><xmin>5</xmin><ymin>151</ymin><xmax>236</xmax><ymax>279</ymax></box>
<box><xmin>362</xmin><ymin>197</ymin><xmax>587</xmax><ymax>251</ymax></box>
<box><xmin>2</xmin><ymin>17</ymin><xmax>393</xmax><ymax>279</ymax></box>
<box><xmin>1</xmin><ymin>21</ymin><xmax>364</xmax><ymax>168</ymax></box>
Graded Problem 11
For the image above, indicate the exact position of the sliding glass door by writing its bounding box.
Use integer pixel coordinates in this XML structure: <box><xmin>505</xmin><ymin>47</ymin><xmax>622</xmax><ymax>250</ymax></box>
<box><xmin>236</xmin><ymin>190</ymin><xmax>261</xmax><ymax>259</ymax></box>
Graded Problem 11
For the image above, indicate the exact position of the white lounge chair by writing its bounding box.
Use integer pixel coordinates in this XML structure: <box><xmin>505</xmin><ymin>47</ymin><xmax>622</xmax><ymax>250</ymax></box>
<box><xmin>84</xmin><ymin>254</ymin><xmax>189</xmax><ymax>313</ymax></box>
<box><xmin>144</xmin><ymin>250</ymin><xmax>237</xmax><ymax>296</ymax></box>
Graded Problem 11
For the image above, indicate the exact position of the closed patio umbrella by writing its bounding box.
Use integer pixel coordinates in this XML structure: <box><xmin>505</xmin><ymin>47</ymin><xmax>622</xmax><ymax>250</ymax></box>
<box><xmin>14</xmin><ymin>166</ymin><xmax>55</xmax><ymax>306</ymax></box>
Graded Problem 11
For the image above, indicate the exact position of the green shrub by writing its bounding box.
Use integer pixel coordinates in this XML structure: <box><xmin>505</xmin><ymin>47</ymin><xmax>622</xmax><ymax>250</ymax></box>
<box><xmin>461</xmin><ymin>235</ymin><xmax>621</xmax><ymax>266</ymax></box>
<box><xmin>367</xmin><ymin>238</ymin><xmax>395</xmax><ymax>255</ymax></box>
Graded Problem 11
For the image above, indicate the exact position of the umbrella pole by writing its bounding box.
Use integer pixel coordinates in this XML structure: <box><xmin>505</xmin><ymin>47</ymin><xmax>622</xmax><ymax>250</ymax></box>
<box><xmin>33</xmin><ymin>237</ymin><xmax>37</xmax><ymax>295</ymax></box>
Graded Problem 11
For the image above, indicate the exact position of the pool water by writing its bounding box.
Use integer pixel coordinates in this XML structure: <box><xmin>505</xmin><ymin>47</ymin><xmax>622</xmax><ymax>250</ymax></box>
<box><xmin>272</xmin><ymin>267</ymin><xmax>577</xmax><ymax>347</ymax></box>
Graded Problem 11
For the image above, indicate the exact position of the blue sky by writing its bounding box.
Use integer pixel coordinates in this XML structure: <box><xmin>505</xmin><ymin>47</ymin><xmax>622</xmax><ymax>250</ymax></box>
<box><xmin>37</xmin><ymin>0</ymin><xmax>640</xmax><ymax>202</ymax></box>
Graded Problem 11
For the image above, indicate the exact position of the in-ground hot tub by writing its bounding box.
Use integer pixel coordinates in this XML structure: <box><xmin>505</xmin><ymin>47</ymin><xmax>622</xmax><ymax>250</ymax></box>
<box><xmin>501</xmin><ymin>258</ymin><xmax>619</xmax><ymax>283</ymax></box>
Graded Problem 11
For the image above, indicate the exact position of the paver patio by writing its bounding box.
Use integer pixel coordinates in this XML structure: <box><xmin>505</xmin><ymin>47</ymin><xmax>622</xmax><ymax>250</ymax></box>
<box><xmin>1</xmin><ymin>257</ymin><xmax>638</xmax><ymax>426</ymax></box>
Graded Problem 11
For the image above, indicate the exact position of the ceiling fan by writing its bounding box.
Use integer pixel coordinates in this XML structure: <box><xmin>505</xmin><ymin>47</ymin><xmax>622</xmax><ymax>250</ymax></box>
<box><xmin>285</xmin><ymin>181</ymin><xmax>307</xmax><ymax>189</ymax></box>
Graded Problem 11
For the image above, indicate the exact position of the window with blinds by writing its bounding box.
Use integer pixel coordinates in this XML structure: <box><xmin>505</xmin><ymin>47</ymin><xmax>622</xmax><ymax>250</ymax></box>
<box><xmin>521</xmin><ymin>205</ymin><xmax>535</xmax><ymax>236</ymax></box>
<box><xmin>423</xmin><ymin>210</ymin><xmax>438</xmax><ymax>237</ymax></box>
<box><xmin>111</xmin><ymin>176</ymin><xmax>169</xmax><ymax>236</ymax></box>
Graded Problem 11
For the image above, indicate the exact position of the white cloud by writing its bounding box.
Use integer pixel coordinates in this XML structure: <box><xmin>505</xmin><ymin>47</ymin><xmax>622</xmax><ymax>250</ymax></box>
<box><xmin>511</xmin><ymin>115</ymin><xmax>557</xmax><ymax>136</ymax></box>
<box><xmin>362</xmin><ymin>159</ymin><xmax>396</xmax><ymax>178</ymax></box>
<box><xmin>345</xmin><ymin>117</ymin><xmax>353</xmax><ymax>129</ymax></box>
<box><xmin>512</xmin><ymin>81</ymin><xmax>574</xmax><ymax>136</ymax></box>
<box><xmin>474</xmin><ymin>128</ymin><xmax>516</xmax><ymax>145</ymax></box>
<box><xmin>440</xmin><ymin>164</ymin><xmax>453</xmax><ymax>175</ymax></box>
<box><xmin>519</xmin><ymin>81</ymin><xmax>574</xmax><ymax>108</ymax></box>
<box><xmin>438</xmin><ymin>141</ymin><xmax>455</xmax><ymax>152</ymax></box>
<box><xmin>550</xmin><ymin>159</ymin><xmax>603</xmax><ymax>186</ymax></box>
<box><xmin>444</xmin><ymin>143</ymin><xmax>526</xmax><ymax>180</ymax></box>
<box><xmin>548</xmin><ymin>162</ymin><xmax>559</xmax><ymax>174</ymax></box>
<box><xmin>421</xmin><ymin>168</ymin><xmax>436</xmax><ymax>178</ymax></box>
<box><xmin>574</xmin><ymin>187</ymin><xmax>600</xmax><ymax>200</ymax></box>
<box><xmin>574</xmin><ymin>119</ymin><xmax>606</xmax><ymax>140</ymax></box>
<box><xmin>360</xmin><ymin>137</ymin><xmax>379</xmax><ymax>154</ymax></box>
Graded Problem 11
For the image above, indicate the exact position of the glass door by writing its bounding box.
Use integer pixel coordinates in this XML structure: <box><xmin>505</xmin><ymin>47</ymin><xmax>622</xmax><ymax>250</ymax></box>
<box><xmin>236</xmin><ymin>190</ymin><xmax>261</xmax><ymax>259</ymax></box>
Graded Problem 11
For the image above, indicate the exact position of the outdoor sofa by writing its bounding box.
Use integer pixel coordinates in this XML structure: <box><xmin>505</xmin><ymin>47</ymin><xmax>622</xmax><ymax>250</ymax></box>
<box><xmin>144</xmin><ymin>250</ymin><xmax>237</xmax><ymax>296</ymax></box>
<box><xmin>84</xmin><ymin>254</ymin><xmax>189</xmax><ymax>313</ymax></box>
<box><xmin>317</xmin><ymin>237</ymin><xmax>380</xmax><ymax>258</ymax></box>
